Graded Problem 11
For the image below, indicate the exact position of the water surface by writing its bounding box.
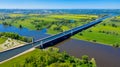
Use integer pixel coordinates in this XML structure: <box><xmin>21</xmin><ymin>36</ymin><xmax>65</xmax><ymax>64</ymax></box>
<box><xmin>0</xmin><ymin>24</ymin><xmax>50</xmax><ymax>40</ymax></box>
<box><xmin>56</xmin><ymin>39</ymin><xmax>120</xmax><ymax>67</ymax></box>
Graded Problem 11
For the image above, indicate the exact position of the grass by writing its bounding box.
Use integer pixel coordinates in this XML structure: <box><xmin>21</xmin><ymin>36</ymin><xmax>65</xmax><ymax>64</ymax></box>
<box><xmin>0</xmin><ymin>14</ymin><xmax>98</xmax><ymax>30</ymax></box>
<box><xmin>12</xmin><ymin>20</ymin><xmax>36</xmax><ymax>30</ymax></box>
<box><xmin>73</xmin><ymin>31</ymin><xmax>120</xmax><ymax>46</ymax></box>
<box><xmin>72</xmin><ymin>16</ymin><xmax>120</xmax><ymax>47</ymax></box>
<box><xmin>0</xmin><ymin>49</ymin><xmax>38</xmax><ymax>67</ymax></box>
<box><xmin>0</xmin><ymin>37</ymin><xmax>7</xmax><ymax>44</ymax></box>
<box><xmin>9</xmin><ymin>14</ymin><xmax>25</xmax><ymax>18</ymax></box>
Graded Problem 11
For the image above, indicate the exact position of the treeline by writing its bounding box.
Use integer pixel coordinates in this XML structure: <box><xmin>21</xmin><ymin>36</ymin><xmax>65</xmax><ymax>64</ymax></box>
<box><xmin>13</xmin><ymin>47</ymin><xmax>96</xmax><ymax>67</ymax></box>
<box><xmin>0</xmin><ymin>32</ymin><xmax>32</xmax><ymax>42</ymax></box>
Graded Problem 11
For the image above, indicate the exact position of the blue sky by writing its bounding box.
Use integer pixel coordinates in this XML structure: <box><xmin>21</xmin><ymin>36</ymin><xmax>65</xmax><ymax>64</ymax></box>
<box><xmin>0</xmin><ymin>0</ymin><xmax>119</xmax><ymax>9</ymax></box>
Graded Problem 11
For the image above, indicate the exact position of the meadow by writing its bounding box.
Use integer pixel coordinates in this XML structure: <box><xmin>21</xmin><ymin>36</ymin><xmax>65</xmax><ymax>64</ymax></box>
<box><xmin>0</xmin><ymin>13</ymin><xmax>98</xmax><ymax>33</ymax></box>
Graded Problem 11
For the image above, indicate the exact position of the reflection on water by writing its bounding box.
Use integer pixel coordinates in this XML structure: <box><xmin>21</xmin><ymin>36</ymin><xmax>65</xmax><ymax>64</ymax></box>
<box><xmin>56</xmin><ymin>39</ymin><xmax>120</xmax><ymax>67</ymax></box>
<box><xmin>0</xmin><ymin>24</ymin><xmax>50</xmax><ymax>40</ymax></box>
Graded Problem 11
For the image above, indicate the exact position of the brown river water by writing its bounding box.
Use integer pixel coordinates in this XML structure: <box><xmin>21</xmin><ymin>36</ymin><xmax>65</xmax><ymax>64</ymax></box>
<box><xmin>55</xmin><ymin>39</ymin><xmax>120</xmax><ymax>67</ymax></box>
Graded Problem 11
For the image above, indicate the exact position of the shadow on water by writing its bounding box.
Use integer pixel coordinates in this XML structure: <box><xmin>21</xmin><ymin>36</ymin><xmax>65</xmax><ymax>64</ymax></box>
<box><xmin>55</xmin><ymin>39</ymin><xmax>120</xmax><ymax>67</ymax></box>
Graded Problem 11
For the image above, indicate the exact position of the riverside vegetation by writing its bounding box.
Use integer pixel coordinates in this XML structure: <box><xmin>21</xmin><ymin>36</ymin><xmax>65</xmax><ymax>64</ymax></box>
<box><xmin>0</xmin><ymin>47</ymin><xmax>96</xmax><ymax>67</ymax></box>
<box><xmin>73</xmin><ymin>16</ymin><xmax>120</xmax><ymax>48</ymax></box>
<box><xmin>0</xmin><ymin>32</ymin><xmax>32</xmax><ymax>43</ymax></box>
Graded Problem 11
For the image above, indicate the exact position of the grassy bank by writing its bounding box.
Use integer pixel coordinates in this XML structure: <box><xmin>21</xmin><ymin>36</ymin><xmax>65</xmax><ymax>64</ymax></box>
<box><xmin>73</xmin><ymin>16</ymin><xmax>120</xmax><ymax>47</ymax></box>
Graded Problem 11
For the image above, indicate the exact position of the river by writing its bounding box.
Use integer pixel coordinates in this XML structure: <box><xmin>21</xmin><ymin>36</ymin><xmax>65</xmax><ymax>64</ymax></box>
<box><xmin>55</xmin><ymin>39</ymin><xmax>120</xmax><ymax>67</ymax></box>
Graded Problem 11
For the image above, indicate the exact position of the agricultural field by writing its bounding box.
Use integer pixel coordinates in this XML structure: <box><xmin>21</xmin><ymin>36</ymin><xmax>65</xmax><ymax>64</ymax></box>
<box><xmin>0</xmin><ymin>47</ymin><xmax>96</xmax><ymax>67</ymax></box>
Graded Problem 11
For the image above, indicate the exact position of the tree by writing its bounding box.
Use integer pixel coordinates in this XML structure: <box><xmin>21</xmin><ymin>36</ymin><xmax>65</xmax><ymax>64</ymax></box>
<box><xmin>79</xmin><ymin>33</ymin><xmax>83</xmax><ymax>36</ymax></box>
<box><xmin>82</xmin><ymin>55</ymin><xmax>89</xmax><ymax>64</ymax></box>
<box><xmin>19</xmin><ymin>25</ymin><xmax>23</xmax><ymax>28</ymax></box>
<box><xmin>112</xmin><ymin>23</ymin><xmax>117</xmax><ymax>27</ymax></box>
<box><xmin>113</xmin><ymin>43</ymin><xmax>119</xmax><ymax>48</ymax></box>
<box><xmin>103</xmin><ymin>23</ymin><xmax>106</xmax><ymax>26</ymax></box>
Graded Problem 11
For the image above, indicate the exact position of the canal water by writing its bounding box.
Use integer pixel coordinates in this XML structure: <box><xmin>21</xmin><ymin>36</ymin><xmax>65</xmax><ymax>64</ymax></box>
<box><xmin>55</xmin><ymin>39</ymin><xmax>120</xmax><ymax>67</ymax></box>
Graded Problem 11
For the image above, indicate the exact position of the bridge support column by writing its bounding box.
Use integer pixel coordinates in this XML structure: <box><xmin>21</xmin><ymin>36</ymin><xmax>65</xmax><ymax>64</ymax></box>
<box><xmin>63</xmin><ymin>32</ymin><xmax>67</xmax><ymax>39</ymax></box>
<box><xmin>32</xmin><ymin>37</ymin><xmax>34</xmax><ymax>46</ymax></box>
<box><xmin>40</xmin><ymin>41</ymin><xmax>43</xmax><ymax>49</ymax></box>
<box><xmin>71</xmin><ymin>30</ymin><xmax>73</xmax><ymax>36</ymax></box>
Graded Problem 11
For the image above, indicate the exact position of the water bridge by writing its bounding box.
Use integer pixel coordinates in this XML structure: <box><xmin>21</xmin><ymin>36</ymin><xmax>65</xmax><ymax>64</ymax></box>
<box><xmin>0</xmin><ymin>15</ymin><xmax>110</xmax><ymax>63</ymax></box>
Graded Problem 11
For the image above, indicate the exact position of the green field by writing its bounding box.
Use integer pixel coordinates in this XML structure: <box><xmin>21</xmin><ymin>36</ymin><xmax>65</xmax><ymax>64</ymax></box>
<box><xmin>0</xmin><ymin>47</ymin><xmax>96</xmax><ymax>67</ymax></box>
<box><xmin>0</xmin><ymin>14</ymin><xmax>98</xmax><ymax>31</ymax></box>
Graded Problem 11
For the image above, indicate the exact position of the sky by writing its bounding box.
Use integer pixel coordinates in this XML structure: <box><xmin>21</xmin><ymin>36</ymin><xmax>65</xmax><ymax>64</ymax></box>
<box><xmin>0</xmin><ymin>0</ymin><xmax>119</xmax><ymax>9</ymax></box>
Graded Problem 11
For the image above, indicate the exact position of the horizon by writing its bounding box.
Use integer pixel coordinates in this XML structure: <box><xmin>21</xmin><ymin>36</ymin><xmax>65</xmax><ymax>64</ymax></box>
<box><xmin>0</xmin><ymin>0</ymin><xmax>119</xmax><ymax>9</ymax></box>
<box><xmin>0</xmin><ymin>8</ymin><xmax>120</xmax><ymax>10</ymax></box>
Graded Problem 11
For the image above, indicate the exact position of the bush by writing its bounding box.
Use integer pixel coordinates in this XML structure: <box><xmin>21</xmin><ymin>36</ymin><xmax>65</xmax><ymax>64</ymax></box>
<box><xmin>0</xmin><ymin>32</ymin><xmax>32</xmax><ymax>42</ymax></box>
<box><xmin>82</xmin><ymin>55</ymin><xmax>89</xmax><ymax>64</ymax></box>
<box><xmin>79</xmin><ymin>33</ymin><xmax>83</xmax><ymax>36</ymax></box>
<box><xmin>112</xmin><ymin>23</ymin><xmax>117</xmax><ymax>27</ymax></box>
<box><xmin>113</xmin><ymin>43</ymin><xmax>120</xmax><ymax>48</ymax></box>
<box><xmin>93</xmin><ymin>40</ymin><xmax>97</xmax><ymax>42</ymax></box>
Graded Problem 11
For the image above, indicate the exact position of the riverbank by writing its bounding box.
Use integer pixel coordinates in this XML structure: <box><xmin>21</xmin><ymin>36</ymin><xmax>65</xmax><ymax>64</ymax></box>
<box><xmin>72</xmin><ymin>16</ymin><xmax>120</xmax><ymax>48</ymax></box>
<box><xmin>0</xmin><ymin>47</ymin><xmax>97</xmax><ymax>67</ymax></box>
<box><xmin>47</xmin><ymin>15</ymin><xmax>120</xmax><ymax>48</ymax></box>
<box><xmin>55</xmin><ymin>39</ymin><xmax>120</xmax><ymax>67</ymax></box>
